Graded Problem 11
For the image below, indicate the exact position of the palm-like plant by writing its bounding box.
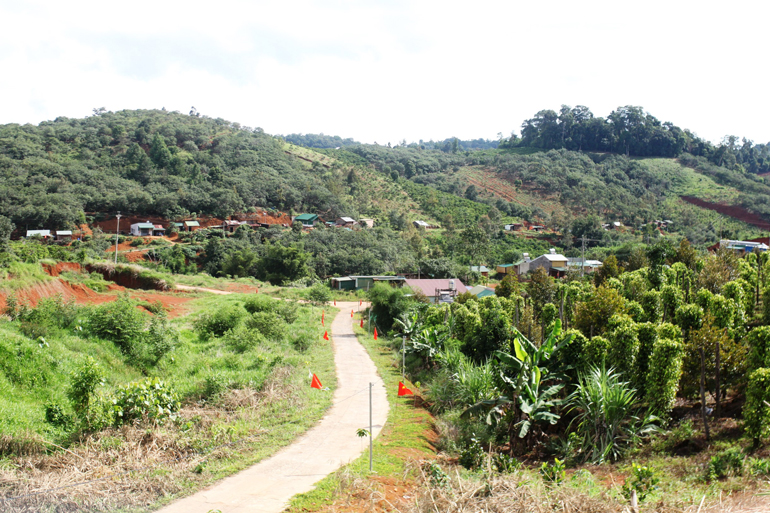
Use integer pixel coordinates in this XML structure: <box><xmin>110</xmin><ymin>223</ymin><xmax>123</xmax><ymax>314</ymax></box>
<box><xmin>461</xmin><ymin>320</ymin><xmax>571</xmax><ymax>451</ymax></box>
<box><xmin>567</xmin><ymin>366</ymin><xmax>658</xmax><ymax>464</ymax></box>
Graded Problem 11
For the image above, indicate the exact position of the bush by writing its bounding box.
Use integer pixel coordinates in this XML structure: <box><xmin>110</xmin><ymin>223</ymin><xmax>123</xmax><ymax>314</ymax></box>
<box><xmin>87</xmin><ymin>294</ymin><xmax>148</xmax><ymax>353</ymax></box>
<box><xmin>140</xmin><ymin>315</ymin><xmax>178</xmax><ymax>365</ymax></box>
<box><xmin>306</xmin><ymin>283</ymin><xmax>332</xmax><ymax>305</ymax></box>
<box><xmin>201</xmin><ymin>373</ymin><xmax>229</xmax><ymax>399</ymax></box>
<box><xmin>645</xmin><ymin>338</ymin><xmax>683</xmax><ymax>415</ymax></box>
<box><xmin>621</xmin><ymin>463</ymin><xmax>659</xmax><ymax>503</ymax></box>
<box><xmin>459</xmin><ymin>435</ymin><xmax>485</xmax><ymax>470</ymax></box>
<box><xmin>744</xmin><ymin>368</ymin><xmax>770</xmax><ymax>444</ymax></box>
<box><xmin>194</xmin><ymin>304</ymin><xmax>244</xmax><ymax>338</ymax></box>
<box><xmin>748</xmin><ymin>327</ymin><xmax>770</xmax><ymax>370</ymax></box>
<box><xmin>67</xmin><ymin>356</ymin><xmax>105</xmax><ymax>417</ymax></box>
<box><xmin>607</xmin><ymin>316</ymin><xmax>638</xmax><ymax>379</ymax></box>
<box><xmin>113</xmin><ymin>377</ymin><xmax>180</xmax><ymax>424</ymax></box>
<box><xmin>276</xmin><ymin>301</ymin><xmax>299</xmax><ymax>324</ymax></box>
<box><xmin>243</xmin><ymin>294</ymin><xmax>276</xmax><ymax>314</ymax></box>
<box><xmin>44</xmin><ymin>403</ymin><xmax>71</xmax><ymax>428</ymax></box>
<box><xmin>244</xmin><ymin>311</ymin><xmax>287</xmax><ymax>341</ymax></box>
<box><xmin>705</xmin><ymin>446</ymin><xmax>744</xmax><ymax>480</ymax></box>
<box><xmin>223</xmin><ymin>325</ymin><xmax>266</xmax><ymax>353</ymax></box>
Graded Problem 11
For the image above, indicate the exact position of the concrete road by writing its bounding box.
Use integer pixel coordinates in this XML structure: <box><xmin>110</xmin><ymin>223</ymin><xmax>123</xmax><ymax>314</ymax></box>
<box><xmin>156</xmin><ymin>301</ymin><xmax>388</xmax><ymax>513</ymax></box>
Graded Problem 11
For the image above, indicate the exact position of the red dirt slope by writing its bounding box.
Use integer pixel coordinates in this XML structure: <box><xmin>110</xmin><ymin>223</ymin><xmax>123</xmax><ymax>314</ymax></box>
<box><xmin>680</xmin><ymin>196</ymin><xmax>770</xmax><ymax>231</ymax></box>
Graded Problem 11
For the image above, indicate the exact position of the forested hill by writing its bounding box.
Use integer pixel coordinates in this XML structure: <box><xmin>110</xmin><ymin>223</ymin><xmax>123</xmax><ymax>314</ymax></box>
<box><xmin>0</xmin><ymin>109</ymin><xmax>387</xmax><ymax>230</ymax></box>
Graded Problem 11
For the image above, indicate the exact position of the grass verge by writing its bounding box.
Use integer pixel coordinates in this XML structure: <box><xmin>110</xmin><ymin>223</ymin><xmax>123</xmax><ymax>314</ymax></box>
<box><xmin>287</xmin><ymin>320</ymin><xmax>435</xmax><ymax>512</ymax></box>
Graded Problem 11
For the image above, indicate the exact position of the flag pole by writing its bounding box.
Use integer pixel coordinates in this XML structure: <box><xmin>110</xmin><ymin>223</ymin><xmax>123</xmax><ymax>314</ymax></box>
<box><xmin>402</xmin><ymin>335</ymin><xmax>406</xmax><ymax>379</ymax></box>
<box><xmin>369</xmin><ymin>382</ymin><xmax>373</xmax><ymax>472</ymax></box>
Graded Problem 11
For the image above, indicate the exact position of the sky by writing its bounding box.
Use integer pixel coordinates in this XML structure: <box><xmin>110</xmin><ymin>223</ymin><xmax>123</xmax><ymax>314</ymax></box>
<box><xmin>1</xmin><ymin>0</ymin><xmax>768</xmax><ymax>146</ymax></box>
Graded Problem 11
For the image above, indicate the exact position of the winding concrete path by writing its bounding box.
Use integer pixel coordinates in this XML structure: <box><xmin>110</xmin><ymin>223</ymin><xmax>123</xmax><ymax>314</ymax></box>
<box><xmin>157</xmin><ymin>301</ymin><xmax>388</xmax><ymax>513</ymax></box>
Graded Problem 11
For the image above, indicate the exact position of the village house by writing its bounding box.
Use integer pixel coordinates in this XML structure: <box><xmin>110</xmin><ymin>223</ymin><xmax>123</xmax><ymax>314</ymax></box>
<box><xmin>223</xmin><ymin>220</ymin><xmax>242</xmax><ymax>233</ymax></box>
<box><xmin>504</xmin><ymin>223</ymin><xmax>524</xmax><ymax>231</ymax></box>
<box><xmin>330</xmin><ymin>275</ymin><xmax>406</xmax><ymax>291</ymax></box>
<box><xmin>469</xmin><ymin>265</ymin><xmax>490</xmax><ymax>277</ymax></box>
<box><xmin>26</xmin><ymin>229</ymin><xmax>52</xmax><ymax>239</ymax></box>
<box><xmin>294</xmin><ymin>213</ymin><xmax>319</xmax><ymax>228</ymax></box>
<box><xmin>413</xmin><ymin>220</ymin><xmax>431</xmax><ymax>229</ymax></box>
<box><xmin>55</xmin><ymin>230</ymin><xmax>72</xmax><ymax>241</ymax></box>
<box><xmin>404</xmin><ymin>278</ymin><xmax>467</xmax><ymax>303</ymax></box>
<box><xmin>152</xmin><ymin>224</ymin><xmax>166</xmax><ymax>236</ymax></box>
<box><xmin>566</xmin><ymin>258</ymin><xmax>603</xmax><ymax>273</ymax></box>
<box><xmin>511</xmin><ymin>249</ymin><xmax>568</xmax><ymax>278</ymax></box>
<box><xmin>468</xmin><ymin>285</ymin><xmax>495</xmax><ymax>298</ymax></box>
<box><xmin>129</xmin><ymin>221</ymin><xmax>154</xmax><ymax>237</ymax></box>
<box><xmin>184</xmin><ymin>220</ymin><xmax>200</xmax><ymax>232</ymax></box>
<box><xmin>336</xmin><ymin>217</ymin><xmax>358</xmax><ymax>228</ymax></box>
<box><xmin>359</xmin><ymin>218</ymin><xmax>375</xmax><ymax>228</ymax></box>
<box><xmin>719</xmin><ymin>239</ymin><xmax>769</xmax><ymax>256</ymax></box>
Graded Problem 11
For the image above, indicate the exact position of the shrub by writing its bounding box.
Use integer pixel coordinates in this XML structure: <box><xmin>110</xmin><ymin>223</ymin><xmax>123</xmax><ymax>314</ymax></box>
<box><xmin>129</xmin><ymin>238</ymin><xmax>144</xmax><ymax>247</ymax></box>
<box><xmin>141</xmin><ymin>300</ymin><xmax>166</xmax><ymax>315</ymax></box>
<box><xmin>67</xmin><ymin>356</ymin><xmax>105</xmax><ymax>416</ymax></box>
<box><xmin>583</xmin><ymin>336</ymin><xmax>610</xmax><ymax>367</ymax></box>
<box><xmin>44</xmin><ymin>403</ymin><xmax>71</xmax><ymax>428</ymax></box>
<box><xmin>747</xmin><ymin>326</ymin><xmax>770</xmax><ymax>370</ymax></box>
<box><xmin>744</xmin><ymin>368</ymin><xmax>770</xmax><ymax>444</ymax></box>
<box><xmin>458</xmin><ymin>434</ymin><xmax>485</xmax><ymax>470</ymax></box>
<box><xmin>492</xmin><ymin>453</ymin><xmax>521</xmax><ymax>473</ymax></box>
<box><xmin>607</xmin><ymin>317</ymin><xmax>638</xmax><ymax>379</ymax></box>
<box><xmin>634</xmin><ymin>323</ymin><xmax>658</xmax><ymax>395</ymax></box>
<box><xmin>201</xmin><ymin>373</ymin><xmax>229</xmax><ymax>399</ymax></box>
<box><xmin>622</xmin><ymin>463</ymin><xmax>659</xmax><ymax>503</ymax></box>
<box><xmin>113</xmin><ymin>377</ymin><xmax>180</xmax><ymax>424</ymax></box>
<box><xmin>645</xmin><ymin>338</ymin><xmax>683</xmax><ymax>415</ymax></box>
<box><xmin>87</xmin><ymin>294</ymin><xmax>148</xmax><ymax>353</ymax></box>
<box><xmin>194</xmin><ymin>304</ymin><xmax>244</xmax><ymax>338</ymax></box>
<box><xmin>705</xmin><ymin>446</ymin><xmax>744</xmax><ymax>480</ymax></box>
<box><xmin>141</xmin><ymin>315</ymin><xmax>178</xmax><ymax>364</ymax></box>
<box><xmin>223</xmin><ymin>325</ymin><xmax>266</xmax><ymax>353</ymax></box>
<box><xmin>243</xmin><ymin>294</ymin><xmax>276</xmax><ymax>314</ymax></box>
<box><xmin>539</xmin><ymin>458</ymin><xmax>566</xmax><ymax>484</ymax></box>
<box><xmin>276</xmin><ymin>301</ymin><xmax>300</xmax><ymax>324</ymax></box>
<box><xmin>245</xmin><ymin>311</ymin><xmax>287</xmax><ymax>341</ymax></box>
<box><xmin>306</xmin><ymin>283</ymin><xmax>332</xmax><ymax>305</ymax></box>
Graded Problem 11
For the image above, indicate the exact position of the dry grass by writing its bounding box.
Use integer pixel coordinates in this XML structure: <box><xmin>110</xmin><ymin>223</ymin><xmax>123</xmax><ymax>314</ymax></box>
<box><xmin>0</xmin><ymin>377</ymin><xmax>302</xmax><ymax>513</ymax></box>
<box><xmin>404</xmin><ymin>463</ymin><xmax>770</xmax><ymax>513</ymax></box>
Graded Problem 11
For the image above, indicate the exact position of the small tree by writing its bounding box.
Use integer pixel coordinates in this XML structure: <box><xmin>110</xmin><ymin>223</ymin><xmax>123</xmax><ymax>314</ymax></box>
<box><xmin>68</xmin><ymin>356</ymin><xmax>105</xmax><ymax>416</ymax></box>
<box><xmin>495</xmin><ymin>274</ymin><xmax>520</xmax><ymax>299</ymax></box>
<box><xmin>745</xmin><ymin>368</ymin><xmax>770</xmax><ymax>445</ymax></box>
<box><xmin>645</xmin><ymin>338</ymin><xmax>684</xmax><ymax>415</ymax></box>
<box><xmin>306</xmin><ymin>282</ymin><xmax>332</xmax><ymax>305</ymax></box>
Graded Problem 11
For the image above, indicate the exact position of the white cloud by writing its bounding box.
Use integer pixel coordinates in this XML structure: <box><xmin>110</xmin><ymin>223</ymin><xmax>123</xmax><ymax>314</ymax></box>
<box><xmin>1</xmin><ymin>0</ymin><xmax>769</xmax><ymax>144</ymax></box>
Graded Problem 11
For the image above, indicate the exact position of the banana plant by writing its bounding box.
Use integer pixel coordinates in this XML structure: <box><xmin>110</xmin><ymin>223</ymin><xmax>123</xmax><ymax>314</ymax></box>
<box><xmin>462</xmin><ymin>320</ymin><xmax>572</xmax><ymax>450</ymax></box>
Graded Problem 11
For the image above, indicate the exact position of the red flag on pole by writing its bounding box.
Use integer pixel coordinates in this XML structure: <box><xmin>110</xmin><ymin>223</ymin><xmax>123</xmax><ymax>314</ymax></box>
<box><xmin>311</xmin><ymin>374</ymin><xmax>323</xmax><ymax>389</ymax></box>
<box><xmin>334</xmin><ymin>300</ymin><xmax>336</xmax><ymax>306</ymax></box>
<box><xmin>351</xmin><ymin>309</ymin><xmax>354</xmax><ymax>318</ymax></box>
<box><xmin>374</xmin><ymin>327</ymin><xmax>378</xmax><ymax>340</ymax></box>
<box><xmin>360</xmin><ymin>318</ymin><xmax>364</xmax><ymax>328</ymax></box>
<box><xmin>398</xmin><ymin>382</ymin><xmax>413</xmax><ymax>396</ymax></box>
<box><xmin>323</xmin><ymin>330</ymin><xmax>329</xmax><ymax>340</ymax></box>
<box><xmin>359</xmin><ymin>300</ymin><xmax>362</xmax><ymax>306</ymax></box>
<box><xmin>321</xmin><ymin>311</ymin><xmax>325</xmax><ymax>326</ymax></box>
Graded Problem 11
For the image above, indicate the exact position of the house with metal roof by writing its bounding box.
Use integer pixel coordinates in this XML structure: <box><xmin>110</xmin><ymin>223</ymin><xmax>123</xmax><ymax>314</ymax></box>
<box><xmin>130</xmin><ymin>222</ymin><xmax>155</xmax><ymax>237</ymax></box>
<box><xmin>294</xmin><ymin>213</ymin><xmax>319</xmax><ymax>227</ymax></box>
<box><xmin>566</xmin><ymin>258</ymin><xmax>603</xmax><ymax>273</ymax></box>
<box><xmin>359</xmin><ymin>218</ymin><xmax>375</xmax><ymax>228</ymax></box>
<box><xmin>184</xmin><ymin>220</ymin><xmax>200</xmax><ymax>232</ymax></box>
<box><xmin>469</xmin><ymin>265</ymin><xmax>490</xmax><ymax>277</ymax></box>
<box><xmin>330</xmin><ymin>275</ymin><xmax>406</xmax><ymax>291</ymax></box>
<box><xmin>336</xmin><ymin>217</ymin><xmax>358</xmax><ymax>228</ymax></box>
<box><xmin>469</xmin><ymin>285</ymin><xmax>495</xmax><ymax>298</ymax></box>
<box><xmin>404</xmin><ymin>278</ymin><xmax>467</xmax><ymax>303</ymax></box>
<box><xmin>26</xmin><ymin>229</ymin><xmax>52</xmax><ymax>239</ymax></box>
<box><xmin>55</xmin><ymin>230</ymin><xmax>73</xmax><ymax>241</ymax></box>
<box><xmin>719</xmin><ymin>239</ymin><xmax>769</xmax><ymax>255</ymax></box>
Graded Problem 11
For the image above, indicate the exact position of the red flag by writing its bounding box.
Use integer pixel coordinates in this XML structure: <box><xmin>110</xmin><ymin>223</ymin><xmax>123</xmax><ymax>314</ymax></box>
<box><xmin>321</xmin><ymin>311</ymin><xmax>325</xmax><ymax>326</ymax></box>
<box><xmin>359</xmin><ymin>300</ymin><xmax>362</xmax><ymax>306</ymax></box>
<box><xmin>374</xmin><ymin>327</ymin><xmax>378</xmax><ymax>340</ymax></box>
<box><xmin>323</xmin><ymin>330</ymin><xmax>329</xmax><ymax>340</ymax></box>
<box><xmin>360</xmin><ymin>318</ymin><xmax>364</xmax><ymax>328</ymax></box>
<box><xmin>334</xmin><ymin>300</ymin><xmax>336</xmax><ymax>306</ymax></box>
<box><xmin>398</xmin><ymin>382</ymin><xmax>413</xmax><ymax>396</ymax></box>
<box><xmin>311</xmin><ymin>374</ymin><xmax>323</xmax><ymax>389</ymax></box>
<box><xmin>351</xmin><ymin>309</ymin><xmax>353</xmax><ymax>318</ymax></box>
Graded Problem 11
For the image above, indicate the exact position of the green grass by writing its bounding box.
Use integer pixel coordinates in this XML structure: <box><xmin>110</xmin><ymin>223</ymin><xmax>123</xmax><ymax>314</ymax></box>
<box><xmin>287</xmin><ymin>319</ymin><xmax>434</xmax><ymax>512</ymax></box>
<box><xmin>0</xmin><ymin>290</ymin><xmax>340</xmax><ymax>511</ymax></box>
<box><xmin>0</xmin><ymin>261</ymin><xmax>52</xmax><ymax>291</ymax></box>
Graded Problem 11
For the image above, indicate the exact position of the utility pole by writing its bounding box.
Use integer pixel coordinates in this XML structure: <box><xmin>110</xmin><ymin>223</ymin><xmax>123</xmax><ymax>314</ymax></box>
<box><xmin>114</xmin><ymin>211</ymin><xmax>122</xmax><ymax>264</ymax></box>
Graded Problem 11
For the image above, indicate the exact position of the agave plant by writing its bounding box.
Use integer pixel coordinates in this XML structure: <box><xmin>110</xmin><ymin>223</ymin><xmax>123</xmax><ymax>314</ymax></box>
<box><xmin>567</xmin><ymin>366</ymin><xmax>658</xmax><ymax>464</ymax></box>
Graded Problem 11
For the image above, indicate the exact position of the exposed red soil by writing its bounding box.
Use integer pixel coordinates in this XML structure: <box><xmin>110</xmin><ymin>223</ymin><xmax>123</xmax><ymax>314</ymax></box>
<box><xmin>681</xmin><ymin>196</ymin><xmax>770</xmax><ymax>230</ymax></box>
<box><xmin>232</xmin><ymin>210</ymin><xmax>293</xmax><ymax>226</ymax></box>
<box><xmin>42</xmin><ymin>261</ymin><xmax>83</xmax><ymax>277</ymax></box>
<box><xmin>224</xmin><ymin>283</ymin><xmax>260</xmax><ymax>294</ymax></box>
<box><xmin>2</xmin><ymin>264</ymin><xmax>197</xmax><ymax>318</ymax></box>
